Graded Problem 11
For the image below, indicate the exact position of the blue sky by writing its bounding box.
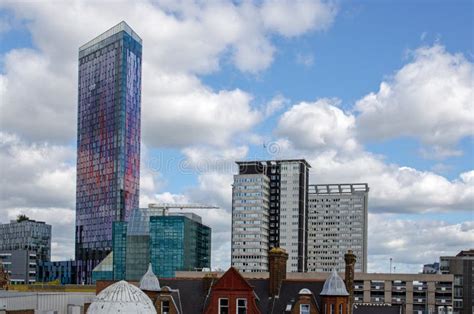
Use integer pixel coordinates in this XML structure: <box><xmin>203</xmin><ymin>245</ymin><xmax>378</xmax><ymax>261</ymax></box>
<box><xmin>0</xmin><ymin>0</ymin><xmax>472</xmax><ymax>273</ymax></box>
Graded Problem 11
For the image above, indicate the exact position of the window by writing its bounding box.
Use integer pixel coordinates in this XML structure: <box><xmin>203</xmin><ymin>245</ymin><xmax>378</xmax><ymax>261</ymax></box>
<box><xmin>161</xmin><ymin>300</ymin><xmax>170</xmax><ymax>314</ymax></box>
<box><xmin>330</xmin><ymin>304</ymin><xmax>334</xmax><ymax>314</ymax></box>
<box><xmin>219</xmin><ymin>298</ymin><xmax>229</xmax><ymax>314</ymax></box>
<box><xmin>237</xmin><ymin>298</ymin><xmax>247</xmax><ymax>314</ymax></box>
<box><xmin>300</xmin><ymin>304</ymin><xmax>310</xmax><ymax>314</ymax></box>
<box><xmin>339</xmin><ymin>304</ymin><xmax>343</xmax><ymax>314</ymax></box>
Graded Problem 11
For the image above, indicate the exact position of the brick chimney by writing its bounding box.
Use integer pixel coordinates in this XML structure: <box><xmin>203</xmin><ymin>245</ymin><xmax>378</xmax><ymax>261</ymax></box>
<box><xmin>344</xmin><ymin>250</ymin><xmax>356</xmax><ymax>314</ymax></box>
<box><xmin>269</xmin><ymin>247</ymin><xmax>288</xmax><ymax>297</ymax></box>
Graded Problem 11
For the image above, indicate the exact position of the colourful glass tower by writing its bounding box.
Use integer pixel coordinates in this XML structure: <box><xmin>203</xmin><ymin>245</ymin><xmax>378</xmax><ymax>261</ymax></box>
<box><xmin>75</xmin><ymin>21</ymin><xmax>142</xmax><ymax>284</ymax></box>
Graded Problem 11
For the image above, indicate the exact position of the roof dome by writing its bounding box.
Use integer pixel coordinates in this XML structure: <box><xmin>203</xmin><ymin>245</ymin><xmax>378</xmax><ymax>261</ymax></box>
<box><xmin>299</xmin><ymin>288</ymin><xmax>312</xmax><ymax>295</ymax></box>
<box><xmin>87</xmin><ymin>280</ymin><xmax>157</xmax><ymax>314</ymax></box>
<box><xmin>140</xmin><ymin>263</ymin><xmax>161</xmax><ymax>291</ymax></box>
<box><xmin>320</xmin><ymin>270</ymin><xmax>349</xmax><ymax>296</ymax></box>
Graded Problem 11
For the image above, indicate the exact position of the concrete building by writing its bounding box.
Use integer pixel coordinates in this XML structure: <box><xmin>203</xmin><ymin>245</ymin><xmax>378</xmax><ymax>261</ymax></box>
<box><xmin>75</xmin><ymin>21</ymin><xmax>142</xmax><ymax>284</ymax></box>
<box><xmin>0</xmin><ymin>218</ymin><xmax>51</xmax><ymax>284</ymax></box>
<box><xmin>307</xmin><ymin>184</ymin><xmax>369</xmax><ymax>273</ymax></box>
<box><xmin>440</xmin><ymin>249</ymin><xmax>473</xmax><ymax>314</ymax></box>
<box><xmin>231</xmin><ymin>159</ymin><xmax>310</xmax><ymax>273</ymax></box>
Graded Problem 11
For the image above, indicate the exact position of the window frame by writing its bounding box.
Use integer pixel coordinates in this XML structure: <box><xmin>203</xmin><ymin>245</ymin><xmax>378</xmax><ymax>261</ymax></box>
<box><xmin>236</xmin><ymin>298</ymin><xmax>248</xmax><ymax>314</ymax></box>
<box><xmin>218</xmin><ymin>297</ymin><xmax>229</xmax><ymax>314</ymax></box>
<box><xmin>300</xmin><ymin>303</ymin><xmax>310</xmax><ymax>314</ymax></box>
<box><xmin>161</xmin><ymin>299</ymin><xmax>170</xmax><ymax>314</ymax></box>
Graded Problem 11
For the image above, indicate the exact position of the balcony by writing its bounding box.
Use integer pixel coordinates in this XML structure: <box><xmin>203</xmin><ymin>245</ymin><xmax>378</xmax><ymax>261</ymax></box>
<box><xmin>370</xmin><ymin>297</ymin><xmax>384</xmax><ymax>303</ymax></box>
<box><xmin>391</xmin><ymin>297</ymin><xmax>406</xmax><ymax>304</ymax></box>
<box><xmin>413</xmin><ymin>298</ymin><xmax>427</xmax><ymax>304</ymax></box>
<box><xmin>435</xmin><ymin>298</ymin><xmax>451</xmax><ymax>305</ymax></box>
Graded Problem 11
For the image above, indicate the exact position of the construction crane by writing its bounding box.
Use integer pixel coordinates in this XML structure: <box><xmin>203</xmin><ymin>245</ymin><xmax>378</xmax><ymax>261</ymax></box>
<box><xmin>147</xmin><ymin>203</ymin><xmax>219</xmax><ymax>216</ymax></box>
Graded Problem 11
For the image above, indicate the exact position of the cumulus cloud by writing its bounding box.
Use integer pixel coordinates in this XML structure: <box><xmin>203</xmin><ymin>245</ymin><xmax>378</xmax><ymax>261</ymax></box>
<box><xmin>355</xmin><ymin>45</ymin><xmax>474</xmax><ymax>156</ymax></box>
<box><xmin>368</xmin><ymin>215</ymin><xmax>474</xmax><ymax>273</ymax></box>
<box><xmin>0</xmin><ymin>132</ymin><xmax>76</xmax><ymax>209</ymax></box>
<box><xmin>142</xmin><ymin>73</ymin><xmax>260</xmax><ymax>147</ymax></box>
<box><xmin>0</xmin><ymin>0</ymin><xmax>336</xmax><ymax>145</ymax></box>
<box><xmin>276</xmin><ymin>98</ymin><xmax>358</xmax><ymax>152</ymax></box>
<box><xmin>305</xmin><ymin>150</ymin><xmax>474</xmax><ymax>213</ymax></box>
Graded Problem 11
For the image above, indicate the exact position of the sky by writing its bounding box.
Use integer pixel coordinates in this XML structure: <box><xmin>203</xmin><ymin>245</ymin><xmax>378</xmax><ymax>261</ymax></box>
<box><xmin>0</xmin><ymin>0</ymin><xmax>473</xmax><ymax>274</ymax></box>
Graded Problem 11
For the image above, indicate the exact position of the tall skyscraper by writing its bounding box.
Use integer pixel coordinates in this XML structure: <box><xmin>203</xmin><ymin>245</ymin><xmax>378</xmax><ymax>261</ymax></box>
<box><xmin>231</xmin><ymin>159</ymin><xmax>310</xmax><ymax>273</ymax></box>
<box><xmin>307</xmin><ymin>184</ymin><xmax>368</xmax><ymax>273</ymax></box>
<box><xmin>75</xmin><ymin>21</ymin><xmax>142</xmax><ymax>283</ymax></box>
<box><xmin>0</xmin><ymin>217</ymin><xmax>51</xmax><ymax>284</ymax></box>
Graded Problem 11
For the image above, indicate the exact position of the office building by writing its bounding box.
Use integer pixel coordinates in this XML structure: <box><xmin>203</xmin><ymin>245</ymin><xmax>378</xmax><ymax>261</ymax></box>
<box><xmin>36</xmin><ymin>260</ymin><xmax>76</xmax><ymax>284</ymax></box>
<box><xmin>307</xmin><ymin>184</ymin><xmax>369</xmax><ymax>273</ymax></box>
<box><xmin>92</xmin><ymin>206</ymin><xmax>211</xmax><ymax>281</ymax></box>
<box><xmin>231</xmin><ymin>159</ymin><xmax>310</xmax><ymax>273</ymax></box>
<box><xmin>75</xmin><ymin>21</ymin><xmax>142</xmax><ymax>283</ymax></box>
<box><xmin>0</xmin><ymin>218</ymin><xmax>51</xmax><ymax>284</ymax></box>
<box><xmin>440</xmin><ymin>249</ymin><xmax>473</xmax><ymax>314</ymax></box>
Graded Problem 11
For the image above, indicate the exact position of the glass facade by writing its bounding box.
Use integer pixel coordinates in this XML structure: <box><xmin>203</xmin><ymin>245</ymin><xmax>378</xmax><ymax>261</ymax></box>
<box><xmin>150</xmin><ymin>215</ymin><xmax>211</xmax><ymax>278</ymax></box>
<box><xmin>75</xmin><ymin>21</ymin><xmax>142</xmax><ymax>284</ymax></box>
<box><xmin>93</xmin><ymin>208</ymin><xmax>211</xmax><ymax>280</ymax></box>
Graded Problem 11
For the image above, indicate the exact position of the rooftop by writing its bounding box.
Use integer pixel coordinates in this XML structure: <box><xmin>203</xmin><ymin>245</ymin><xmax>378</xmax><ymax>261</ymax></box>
<box><xmin>236</xmin><ymin>159</ymin><xmax>312</xmax><ymax>168</ymax></box>
<box><xmin>87</xmin><ymin>280</ymin><xmax>156</xmax><ymax>314</ymax></box>
<box><xmin>79</xmin><ymin>21</ymin><xmax>142</xmax><ymax>52</ymax></box>
<box><xmin>309</xmin><ymin>183</ymin><xmax>369</xmax><ymax>194</ymax></box>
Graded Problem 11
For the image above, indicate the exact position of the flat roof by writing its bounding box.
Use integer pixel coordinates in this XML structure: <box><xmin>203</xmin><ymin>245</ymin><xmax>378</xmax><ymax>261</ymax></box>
<box><xmin>308</xmin><ymin>183</ymin><xmax>369</xmax><ymax>194</ymax></box>
<box><xmin>79</xmin><ymin>21</ymin><xmax>142</xmax><ymax>52</ymax></box>
<box><xmin>236</xmin><ymin>159</ymin><xmax>311</xmax><ymax>168</ymax></box>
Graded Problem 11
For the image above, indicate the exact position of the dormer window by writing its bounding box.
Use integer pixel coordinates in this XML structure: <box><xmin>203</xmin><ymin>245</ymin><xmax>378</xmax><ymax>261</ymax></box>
<box><xmin>219</xmin><ymin>298</ymin><xmax>229</xmax><ymax>314</ymax></box>
<box><xmin>161</xmin><ymin>300</ymin><xmax>170</xmax><ymax>314</ymax></box>
<box><xmin>237</xmin><ymin>298</ymin><xmax>247</xmax><ymax>314</ymax></box>
<box><xmin>300</xmin><ymin>304</ymin><xmax>310</xmax><ymax>314</ymax></box>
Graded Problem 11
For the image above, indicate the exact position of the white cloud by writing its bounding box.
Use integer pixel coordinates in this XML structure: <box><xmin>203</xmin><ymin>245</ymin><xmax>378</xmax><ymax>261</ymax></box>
<box><xmin>306</xmin><ymin>150</ymin><xmax>474</xmax><ymax>213</ymax></box>
<box><xmin>355</xmin><ymin>45</ymin><xmax>474</xmax><ymax>156</ymax></box>
<box><xmin>276</xmin><ymin>98</ymin><xmax>358</xmax><ymax>152</ymax></box>
<box><xmin>261</xmin><ymin>0</ymin><xmax>336</xmax><ymax>36</ymax></box>
<box><xmin>142</xmin><ymin>72</ymin><xmax>260</xmax><ymax>147</ymax></box>
<box><xmin>0</xmin><ymin>0</ymin><xmax>336</xmax><ymax>146</ymax></box>
<box><xmin>0</xmin><ymin>132</ymin><xmax>76</xmax><ymax>209</ymax></box>
<box><xmin>368</xmin><ymin>214</ymin><xmax>474</xmax><ymax>273</ymax></box>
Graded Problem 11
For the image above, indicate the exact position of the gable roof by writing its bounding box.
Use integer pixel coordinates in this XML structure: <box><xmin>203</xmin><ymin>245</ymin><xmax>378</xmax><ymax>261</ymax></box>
<box><xmin>211</xmin><ymin>267</ymin><xmax>254</xmax><ymax>291</ymax></box>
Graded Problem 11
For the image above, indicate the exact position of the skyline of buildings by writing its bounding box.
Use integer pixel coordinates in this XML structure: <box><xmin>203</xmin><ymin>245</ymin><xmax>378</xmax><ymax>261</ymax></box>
<box><xmin>231</xmin><ymin>159</ymin><xmax>369</xmax><ymax>275</ymax></box>
<box><xmin>0</xmin><ymin>21</ymin><xmax>470</xmax><ymax>293</ymax></box>
<box><xmin>75</xmin><ymin>21</ymin><xmax>142</xmax><ymax>284</ymax></box>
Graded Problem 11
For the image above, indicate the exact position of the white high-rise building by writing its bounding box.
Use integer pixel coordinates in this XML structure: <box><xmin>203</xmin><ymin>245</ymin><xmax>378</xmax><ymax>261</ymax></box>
<box><xmin>231</xmin><ymin>160</ymin><xmax>310</xmax><ymax>273</ymax></box>
<box><xmin>231</xmin><ymin>173</ymin><xmax>270</xmax><ymax>272</ymax></box>
<box><xmin>307</xmin><ymin>184</ymin><xmax>369</xmax><ymax>273</ymax></box>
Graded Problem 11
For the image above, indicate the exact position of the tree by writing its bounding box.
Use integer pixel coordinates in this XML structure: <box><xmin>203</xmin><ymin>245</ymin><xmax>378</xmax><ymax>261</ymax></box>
<box><xmin>16</xmin><ymin>214</ymin><xmax>29</xmax><ymax>222</ymax></box>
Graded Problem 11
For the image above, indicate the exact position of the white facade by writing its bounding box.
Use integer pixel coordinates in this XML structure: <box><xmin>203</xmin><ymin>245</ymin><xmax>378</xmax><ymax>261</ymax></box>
<box><xmin>279</xmin><ymin>161</ymin><xmax>307</xmax><ymax>272</ymax></box>
<box><xmin>307</xmin><ymin>184</ymin><xmax>368</xmax><ymax>273</ymax></box>
<box><xmin>231</xmin><ymin>174</ymin><xmax>270</xmax><ymax>273</ymax></box>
